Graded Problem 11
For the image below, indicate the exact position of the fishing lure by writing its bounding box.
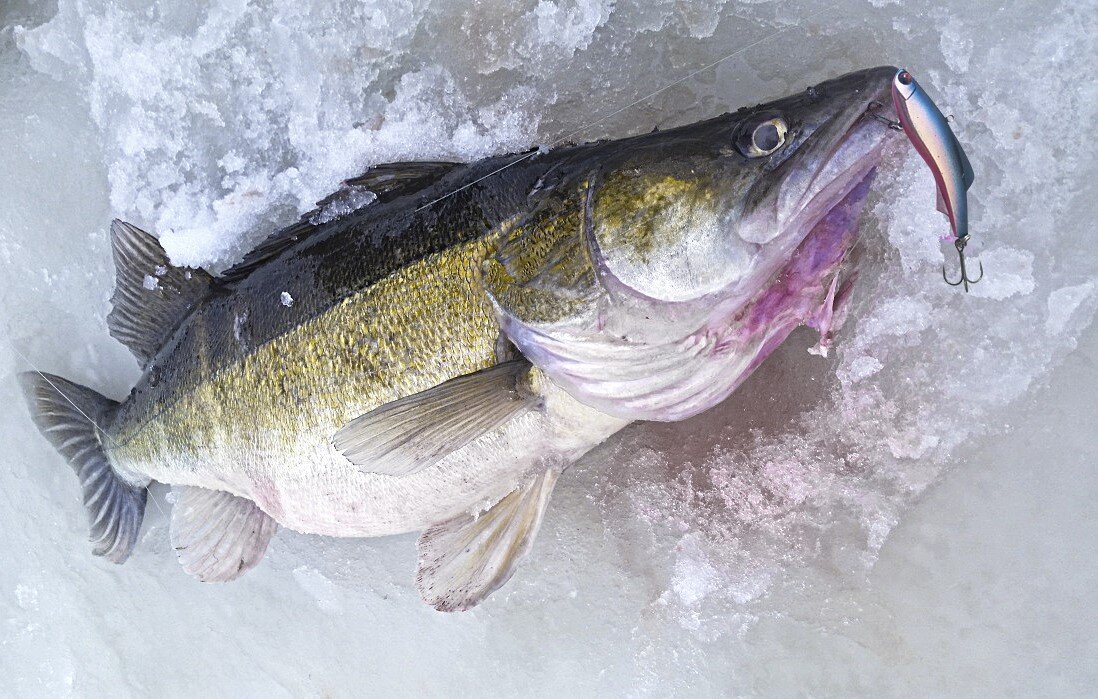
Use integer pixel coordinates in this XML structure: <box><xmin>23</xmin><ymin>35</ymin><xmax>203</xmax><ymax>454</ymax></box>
<box><xmin>891</xmin><ymin>68</ymin><xmax>983</xmax><ymax>291</ymax></box>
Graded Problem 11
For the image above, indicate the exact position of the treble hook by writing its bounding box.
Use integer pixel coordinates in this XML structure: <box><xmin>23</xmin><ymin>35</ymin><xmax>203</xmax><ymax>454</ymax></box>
<box><xmin>866</xmin><ymin>100</ymin><xmax>904</xmax><ymax>131</ymax></box>
<box><xmin>942</xmin><ymin>234</ymin><xmax>984</xmax><ymax>292</ymax></box>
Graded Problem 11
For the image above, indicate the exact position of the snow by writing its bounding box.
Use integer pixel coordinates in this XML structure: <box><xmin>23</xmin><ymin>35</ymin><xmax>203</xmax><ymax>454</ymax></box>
<box><xmin>1</xmin><ymin>0</ymin><xmax>1097</xmax><ymax>694</ymax></box>
<box><xmin>308</xmin><ymin>187</ymin><xmax>378</xmax><ymax>225</ymax></box>
<box><xmin>279</xmin><ymin>291</ymin><xmax>294</xmax><ymax>307</ymax></box>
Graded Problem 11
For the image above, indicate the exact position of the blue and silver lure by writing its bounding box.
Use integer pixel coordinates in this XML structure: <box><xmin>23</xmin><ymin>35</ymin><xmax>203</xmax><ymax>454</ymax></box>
<box><xmin>891</xmin><ymin>68</ymin><xmax>983</xmax><ymax>291</ymax></box>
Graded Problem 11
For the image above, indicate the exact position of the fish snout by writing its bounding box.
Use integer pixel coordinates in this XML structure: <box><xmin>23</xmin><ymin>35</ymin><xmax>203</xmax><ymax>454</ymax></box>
<box><xmin>853</xmin><ymin>66</ymin><xmax>902</xmax><ymax>125</ymax></box>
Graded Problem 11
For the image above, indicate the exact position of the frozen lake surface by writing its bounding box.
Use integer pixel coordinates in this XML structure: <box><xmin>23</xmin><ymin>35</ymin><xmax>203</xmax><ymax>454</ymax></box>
<box><xmin>1</xmin><ymin>0</ymin><xmax>1096</xmax><ymax>694</ymax></box>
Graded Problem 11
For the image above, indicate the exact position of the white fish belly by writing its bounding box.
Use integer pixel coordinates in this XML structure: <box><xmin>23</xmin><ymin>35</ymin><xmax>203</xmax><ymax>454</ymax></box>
<box><xmin>133</xmin><ymin>382</ymin><xmax>629</xmax><ymax>538</ymax></box>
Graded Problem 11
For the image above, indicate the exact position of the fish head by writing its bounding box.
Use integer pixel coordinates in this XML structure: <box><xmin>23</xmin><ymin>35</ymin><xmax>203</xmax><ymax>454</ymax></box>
<box><xmin>583</xmin><ymin>65</ymin><xmax>900</xmax><ymax>312</ymax></box>
<box><xmin>488</xmin><ymin>66</ymin><xmax>902</xmax><ymax>421</ymax></box>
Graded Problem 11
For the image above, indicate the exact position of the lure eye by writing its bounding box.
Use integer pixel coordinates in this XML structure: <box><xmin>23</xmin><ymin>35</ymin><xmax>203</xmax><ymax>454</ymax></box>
<box><xmin>737</xmin><ymin>117</ymin><xmax>788</xmax><ymax>157</ymax></box>
<box><xmin>897</xmin><ymin>71</ymin><xmax>913</xmax><ymax>85</ymax></box>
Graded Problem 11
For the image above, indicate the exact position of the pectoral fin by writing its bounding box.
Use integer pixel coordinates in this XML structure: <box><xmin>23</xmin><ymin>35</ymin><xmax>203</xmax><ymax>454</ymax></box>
<box><xmin>333</xmin><ymin>359</ymin><xmax>537</xmax><ymax>477</ymax></box>
<box><xmin>170</xmin><ymin>486</ymin><xmax>278</xmax><ymax>583</ymax></box>
<box><xmin>416</xmin><ymin>468</ymin><xmax>559</xmax><ymax>612</ymax></box>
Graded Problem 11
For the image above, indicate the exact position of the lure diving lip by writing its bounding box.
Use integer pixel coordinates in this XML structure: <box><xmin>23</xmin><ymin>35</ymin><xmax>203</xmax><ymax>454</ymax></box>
<box><xmin>891</xmin><ymin>68</ymin><xmax>983</xmax><ymax>291</ymax></box>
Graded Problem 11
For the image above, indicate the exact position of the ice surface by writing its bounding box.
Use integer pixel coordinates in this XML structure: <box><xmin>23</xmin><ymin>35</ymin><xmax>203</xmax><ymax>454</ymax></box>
<box><xmin>2</xmin><ymin>0</ymin><xmax>1097</xmax><ymax>694</ymax></box>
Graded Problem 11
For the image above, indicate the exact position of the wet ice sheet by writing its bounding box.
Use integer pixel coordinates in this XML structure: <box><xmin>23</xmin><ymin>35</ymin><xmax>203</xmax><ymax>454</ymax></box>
<box><xmin>1</xmin><ymin>0</ymin><xmax>1097</xmax><ymax>694</ymax></box>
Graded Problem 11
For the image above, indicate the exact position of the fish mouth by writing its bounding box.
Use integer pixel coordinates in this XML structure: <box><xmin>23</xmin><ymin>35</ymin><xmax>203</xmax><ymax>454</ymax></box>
<box><xmin>720</xmin><ymin>70</ymin><xmax>899</xmax><ymax>310</ymax></box>
<box><xmin>786</xmin><ymin>76</ymin><xmax>898</xmax><ymax>246</ymax></box>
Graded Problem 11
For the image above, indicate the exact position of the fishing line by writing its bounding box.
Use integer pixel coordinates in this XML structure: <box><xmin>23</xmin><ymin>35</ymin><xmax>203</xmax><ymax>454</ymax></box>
<box><xmin>416</xmin><ymin>0</ymin><xmax>843</xmax><ymax>213</ymax></box>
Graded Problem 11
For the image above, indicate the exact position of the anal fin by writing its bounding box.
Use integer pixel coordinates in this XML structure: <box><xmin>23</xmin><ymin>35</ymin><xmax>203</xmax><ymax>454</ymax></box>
<box><xmin>333</xmin><ymin>359</ymin><xmax>538</xmax><ymax>477</ymax></box>
<box><xmin>416</xmin><ymin>469</ymin><xmax>559</xmax><ymax>612</ymax></box>
<box><xmin>170</xmin><ymin>486</ymin><xmax>278</xmax><ymax>583</ymax></box>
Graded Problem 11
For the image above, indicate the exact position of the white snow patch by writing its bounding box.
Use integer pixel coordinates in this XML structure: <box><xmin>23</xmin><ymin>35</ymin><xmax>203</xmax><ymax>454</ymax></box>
<box><xmin>292</xmin><ymin>566</ymin><xmax>343</xmax><ymax>615</ymax></box>
<box><xmin>280</xmin><ymin>291</ymin><xmax>293</xmax><ymax>307</ymax></box>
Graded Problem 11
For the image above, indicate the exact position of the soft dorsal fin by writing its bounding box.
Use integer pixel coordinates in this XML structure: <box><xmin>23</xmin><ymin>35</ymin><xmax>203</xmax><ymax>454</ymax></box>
<box><xmin>107</xmin><ymin>220</ymin><xmax>213</xmax><ymax>368</ymax></box>
<box><xmin>339</xmin><ymin>161</ymin><xmax>459</xmax><ymax>201</ymax></box>
<box><xmin>219</xmin><ymin>161</ymin><xmax>461</xmax><ymax>283</ymax></box>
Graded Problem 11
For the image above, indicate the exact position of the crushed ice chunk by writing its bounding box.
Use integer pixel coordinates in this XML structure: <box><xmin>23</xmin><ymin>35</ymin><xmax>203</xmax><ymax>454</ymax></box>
<box><xmin>887</xmin><ymin>432</ymin><xmax>941</xmax><ymax>460</ymax></box>
<box><xmin>1046</xmin><ymin>282</ymin><xmax>1096</xmax><ymax>336</ymax></box>
<box><xmin>233</xmin><ymin>311</ymin><xmax>249</xmax><ymax>342</ymax></box>
<box><xmin>280</xmin><ymin>291</ymin><xmax>293</xmax><ymax>307</ymax></box>
<box><xmin>529</xmin><ymin>0</ymin><xmax>612</xmax><ymax>54</ymax></box>
<box><xmin>142</xmin><ymin>274</ymin><xmax>159</xmax><ymax>290</ymax></box>
<box><xmin>670</xmin><ymin>533</ymin><xmax>722</xmax><ymax>605</ymax></box>
<box><xmin>938</xmin><ymin>19</ymin><xmax>975</xmax><ymax>73</ymax></box>
<box><xmin>841</xmin><ymin>355</ymin><xmax>884</xmax><ymax>383</ymax></box>
<box><xmin>853</xmin><ymin>297</ymin><xmax>933</xmax><ymax>346</ymax></box>
<box><xmin>969</xmin><ymin>247</ymin><xmax>1035</xmax><ymax>300</ymax></box>
<box><xmin>308</xmin><ymin>187</ymin><xmax>378</xmax><ymax>225</ymax></box>
<box><xmin>14</xmin><ymin>584</ymin><xmax>39</xmax><ymax>611</ymax></box>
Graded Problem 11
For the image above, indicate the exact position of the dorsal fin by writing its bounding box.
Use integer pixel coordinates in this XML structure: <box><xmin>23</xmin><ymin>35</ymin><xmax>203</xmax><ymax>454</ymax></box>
<box><xmin>215</xmin><ymin>220</ymin><xmax>315</xmax><ymax>285</ymax></box>
<box><xmin>219</xmin><ymin>161</ymin><xmax>461</xmax><ymax>284</ymax></box>
<box><xmin>107</xmin><ymin>220</ymin><xmax>213</xmax><ymax>368</ymax></box>
<box><xmin>339</xmin><ymin>161</ymin><xmax>460</xmax><ymax>201</ymax></box>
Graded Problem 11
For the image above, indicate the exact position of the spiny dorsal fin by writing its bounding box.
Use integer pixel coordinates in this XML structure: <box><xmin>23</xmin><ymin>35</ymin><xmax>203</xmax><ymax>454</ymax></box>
<box><xmin>219</xmin><ymin>161</ymin><xmax>461</xmax><ymax>283</ymax></box>
<box><xmin>340</xmin><ymin>161</ymin><xmax>460</xmax><ymax>201</ymax></box>
<box><xmin>170</xmin><ymin>486</ymin><xmax>278</xmax><ymax>583</ymax></box>
<box><xmin>333</xmin><ymin>359</ymin><xmax>537</xmax><ymax>478</ymax></box>
<box><xmin>215</xmin><ymin>220</ymin><xmax>315</xmax><ymax>284</ymax></box>
<box><xmin>107</xmin><ymin>220</ymin><xmax>213</xmax><ymax>368</ymax></box>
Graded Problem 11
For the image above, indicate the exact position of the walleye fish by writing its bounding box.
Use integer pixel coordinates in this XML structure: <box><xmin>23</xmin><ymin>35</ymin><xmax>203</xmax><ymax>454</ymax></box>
<box><xmin>22</xmin><ymin>66</ymin><xmax>902</xmax><ymax>611</ymax></box>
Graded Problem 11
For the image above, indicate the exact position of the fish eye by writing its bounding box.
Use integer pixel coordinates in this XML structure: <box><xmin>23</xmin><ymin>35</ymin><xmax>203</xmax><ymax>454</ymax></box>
<box><xmin>737</xmin><ymin>117</ymin><xmax>788</xmax><ymax>157</ymax></box>
<box><xmin>897</xmin><ymin>70</ymin><xmax>913</xmax><ymax>85</ymax></box>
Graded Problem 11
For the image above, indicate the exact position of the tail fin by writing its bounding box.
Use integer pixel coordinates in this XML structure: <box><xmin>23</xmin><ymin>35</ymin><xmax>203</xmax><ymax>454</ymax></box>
<box><xmin>19</xmin><ymin>372</ymin><xmax>147</xmax><ymax>563</ymax></box>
